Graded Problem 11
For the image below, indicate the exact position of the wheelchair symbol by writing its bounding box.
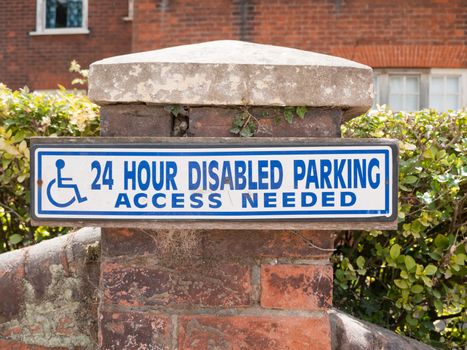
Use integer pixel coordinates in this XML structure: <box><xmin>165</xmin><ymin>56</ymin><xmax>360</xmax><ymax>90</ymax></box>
<box><xmin>46</xmin><ymin>159</ymin><xmax>88</xmax><ymax>208</ymax></box>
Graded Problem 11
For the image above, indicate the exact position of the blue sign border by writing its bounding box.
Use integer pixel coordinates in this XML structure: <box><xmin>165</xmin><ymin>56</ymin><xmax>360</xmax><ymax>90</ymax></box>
<box><xmin>35</xmin><ymin>148</ymin><xmax>392</xmax><ymax>218</ymax></box>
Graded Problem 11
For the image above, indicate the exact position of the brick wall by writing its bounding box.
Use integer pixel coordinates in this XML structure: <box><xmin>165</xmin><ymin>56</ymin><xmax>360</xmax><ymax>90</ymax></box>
<box><xmin>133</xmin><ymin>0</ymin><xmax>466</xmax><ymax>68</ymax></box>
<box><xmin>2</xmin><ymin>0</ymin><xmax>465</xmax><ymax>90</ymax></box>
<box><xmin>0</xmin><ymin>0</ymin><xmax>131</xmax><ymax>90</ymax></box>
<box><xmin>96</xmin><ymin>102</ymin><xmax>342</xmax><ymax>349</ymax></box>
<box><xmin>99</xmin><ymin>228</ymin><xmax>334</xmax><ymax>349</ymax></box>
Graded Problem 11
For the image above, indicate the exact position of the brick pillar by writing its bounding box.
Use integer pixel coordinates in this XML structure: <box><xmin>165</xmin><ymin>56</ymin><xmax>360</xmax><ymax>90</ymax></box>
<box><xmin>88</xmin><ymin>40</ymin><xmax>373</xmax><ymax>349</ymax></box>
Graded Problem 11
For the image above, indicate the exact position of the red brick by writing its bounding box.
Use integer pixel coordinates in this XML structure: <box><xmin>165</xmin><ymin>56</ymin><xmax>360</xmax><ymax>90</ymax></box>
<box><xmin>101</xmin><ymin>260</ymin><xmax>252</xmax><ymax>307</ymax></box>
<box><xmin>99</xmin><ymin>310</ymin><xmax>171</xmax><ymax>350</ymax></box>
<box><xmin>132</xmin><ymin>0</ymin><xmax>466</xmax><ymax>69</ymax></box>
<box><xmin>178</xmin><ymin>315</ymin><xmax>331</xmax><ymax>350</ymax></box>
<box><xmin>261</xmin><ymin>264</ymin><xmax>333</xmax><ymax>310</ymax></box>
<box><xmin>102</xmin><ymin>228</ymin><xmax>334</xmax><ymax>260</ymax></box>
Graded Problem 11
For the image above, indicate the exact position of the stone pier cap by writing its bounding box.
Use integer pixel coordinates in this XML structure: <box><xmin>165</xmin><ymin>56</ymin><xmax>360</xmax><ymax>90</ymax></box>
<box><xmin>89</xmin><ymin>40</ymin><xmax>373</xmax><ymax>118</ymax></box>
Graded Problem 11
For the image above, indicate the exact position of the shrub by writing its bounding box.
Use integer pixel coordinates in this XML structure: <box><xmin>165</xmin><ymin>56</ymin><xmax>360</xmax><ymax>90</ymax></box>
<box><xmin>0</xmin><ymin>84</ymin><xmax>99</xmax><ymax>252</ymax></box>
<box><xmin>334</xmin><ymin>107</ymin><xmax>466</xmax><ymax>349</ymax></box>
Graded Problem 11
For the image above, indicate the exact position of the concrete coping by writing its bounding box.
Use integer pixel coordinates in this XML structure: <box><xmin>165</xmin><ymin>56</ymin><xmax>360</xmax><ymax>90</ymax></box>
<box><xmin>88</xmin><ymin>40</ymin><xmax>373</xmax><ymax>117</ymax></box>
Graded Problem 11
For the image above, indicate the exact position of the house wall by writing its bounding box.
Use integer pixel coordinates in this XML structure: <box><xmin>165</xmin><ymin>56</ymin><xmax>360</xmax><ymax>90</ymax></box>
<box><xmin>1</xmin><ymin>0</ymin><xmax>466</xmax><ymax>92</ymax></box>
<box><xmin>132</xmin><ymin>0</ymin><xmax>466</xmax><ymax>68</ymax></box>
<box><xmin>0</xmin><ymin>0</ymin><xmax>132</xmax><ymax>90</ymax></box>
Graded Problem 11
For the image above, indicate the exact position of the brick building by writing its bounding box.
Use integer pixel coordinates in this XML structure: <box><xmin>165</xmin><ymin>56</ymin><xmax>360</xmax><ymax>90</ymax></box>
<box><xmin>1</xmin><ymin>0</ymin><xmax>466</xmax><ymax>110</ymax></box>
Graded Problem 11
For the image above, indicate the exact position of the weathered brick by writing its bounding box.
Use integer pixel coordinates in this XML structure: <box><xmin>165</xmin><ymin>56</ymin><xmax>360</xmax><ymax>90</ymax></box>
<box><xmin>203</xmin><ymin>230</ymin><xmax>335</xmax><ymax>260</ymax></box>
<box><xmin>102</xmin><ymin>228</ymin><xmax>334</xmax><ymax>260</ymax></box>
<box><xmin>99</xmin><ymin>310</ymin><xmax>171</xmax><ymax>350</ymax></box>
<box><xmin>178</xmin><ymin>315</ymin><xmax>331</xmax><ymax>350</ymax></box>
<box><xmin>0</xmin><ymin>250</ymin><xmax>25</xmax><ymax>322</ymax></box>
<box><xmin>100</xmin><ymin>105</ymin><xmax>173</xmax><ymax>137</ymax></box>
<box><xmin>101</xmin><ymin>228</ymin><xmax>152</xmax><ymax>257</ymax></box>
<box><xmin>24</xmin><ymin>235</ymin><xmax>68</xmax><ymax>300</ymax></box>
<box><xmin>188</xmin><ymin>107</ymin><xmax>341</xmax><ymax>137</ymax></box>
<box><xmin>0</xmin><ymin>339</ymin><xmax>67</xmax><ymax>349</ymax></box>
<box><xmin>261</xmin><ymin>264</ymin><xmax>333</xmax><ymax>310</ymax></box>
<box><xmin>0</xmin><ymin>228</ymin><xmax>100</xmax><ymax>348</ymax></box>
<box><xmin>101</xmin><ymin>260</ymin><xmax>252</xmax><ymax>307</ymax></box>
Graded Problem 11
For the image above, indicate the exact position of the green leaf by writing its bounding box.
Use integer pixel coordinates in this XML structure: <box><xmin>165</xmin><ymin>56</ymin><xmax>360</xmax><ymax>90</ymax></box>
<box><xmin>229</xmin><ymin>127</ymin><xmax>241</xmax><ymax>134</ymax></box>
<box><xmin>394</xmin><ymin>279</ymin><xmax>409</xmax><ymax>289</ymax></box>
<box><xmin>232</xmin><ymin>115</ymin><xmax>245</xmax><ymax>127</ymax></box>
<box><xmin>295</xmin><ymin>106</ymin><xmax>307</xmax><ymax>119</ymax></box>
<box><xmin>356</xmin><ymin>256</ymin><xmax>365</xmax><ymax>269</ymax></box>
<box><xmin>17</xmin><ymin>174</ymin><xmax>27</xmax><ymax>183</ymax></box>
<box><xmin>423</xmin><ymin>264</ymin><xmax>437</xmax><ymax>276</ymax></box>
<box><xmin>8</xmin><ymin>234</ymin><xmax>23</xmax><ymax>245</ymax></box>
<box><xmin>406</xmin><ymin>315</ymin><xmax>418</xmax><ymax>326</ymax></box>
<box><xmin>403</xmin><ymin>175</ymin><xmax>418</xmax><ymax>184</ymax></box>
<box><xmin>284</xmin><ymin>108</ymin><xmax>294</xmax><ymax>124</ymax></box>
<box><xmin>390</xmin><ymin>244</ymin><xmax>401</xmax><ymax>259</ymax></box>
<box><xmin>454</xmin><ymin>253</ymin><xmax>466</xmax><ymax>266</ymax></box>
<box><xmin>239</xmin><ymin>128</ymin><xmax>253</xmax><ymax>137</ymax></box>
<box><xmin>411</xmin><ymin>284</ymin><xmax>423</xmax><ymax>293</ymax></box>
<box><xmin>428</xmin><ymin>251</ymin><xmax>441</xmax><ymax>260</ymax></box>
<box><xmin>421</xmin><ymin>275</ymin><xmax>433</xmax><ymax>287</ymax></box>
<box><xmin>405</xmin><ymin>255</ymin><xmax>416</xmax><ymax>271</ymax></box>
<box><xmin>434</xmin><ymin>234</ymin><xmax>450</xmax><ymax>249</ymax></box>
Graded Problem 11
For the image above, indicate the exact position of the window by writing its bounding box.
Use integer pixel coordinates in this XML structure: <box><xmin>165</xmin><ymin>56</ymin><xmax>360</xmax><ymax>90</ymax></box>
<box><xmin>389</xmin><ymin>76</ymin><xmax>420</xmax><ymax>111</ymax></box>
<box><xmin>373</xmin><ymin>69</ymin><xmax>465</xmax><ymax>112</ymax></box>
<box><xmin>430</xmin><ymin>76</ymin><xmax>460</xmax><ymax>111</ymax></box>
<box><xmin>30</xmin><ymin>0</ymin><xmax>89</xmax><ymax>35</ymax></box>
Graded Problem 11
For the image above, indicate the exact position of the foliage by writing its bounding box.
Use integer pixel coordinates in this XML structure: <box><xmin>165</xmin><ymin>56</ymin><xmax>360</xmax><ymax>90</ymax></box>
<box><xmin>334</xmin><ymin>107</ymin><xmax>466</xmax><ymax>349</ymax></box>
<box><xmin>69</xmin><ymin>60</ymin><xmax>89</xmax><ymax>86</ymax></box>
<box><xmin>0</xmin><ymin>84</ymin><xmax>99</xmax><ymax>252</ymax></box>
<box><xmin>230</xmin><ymin>106</ymin><xmax>307</xmax><ymax>137</ymax></box>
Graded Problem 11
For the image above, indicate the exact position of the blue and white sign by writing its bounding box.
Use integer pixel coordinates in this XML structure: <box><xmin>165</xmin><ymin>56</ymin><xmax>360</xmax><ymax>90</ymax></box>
<box><xmin>31</xmin><ymin>141</ymin><xmax>397</xmax><ymax>222</ymax></box>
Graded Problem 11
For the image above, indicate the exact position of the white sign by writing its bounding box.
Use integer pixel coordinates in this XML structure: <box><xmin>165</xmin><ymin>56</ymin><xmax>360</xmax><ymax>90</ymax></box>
<box><xmin>31</xmin><ymin>142</ymin><xmax>397</xmax><ymax>221</ymax></box>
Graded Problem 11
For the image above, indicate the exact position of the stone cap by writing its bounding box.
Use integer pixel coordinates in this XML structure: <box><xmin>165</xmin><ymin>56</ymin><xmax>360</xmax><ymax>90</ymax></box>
<box><xmin>89</xmin><ymin>40</ymin><xmax>373</xmax><ymax>118</ymax></box>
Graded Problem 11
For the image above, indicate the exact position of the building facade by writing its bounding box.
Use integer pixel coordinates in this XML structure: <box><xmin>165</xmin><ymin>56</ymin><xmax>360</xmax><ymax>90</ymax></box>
<box><xmin>1</xmin><ymin>0</ymin><xmax>466</xmax><ymax>110</ymax></box>
<box><xmin>0</xmin><ymin>0</ymin><xmax>131</xmax><ymax>90</ymax></box>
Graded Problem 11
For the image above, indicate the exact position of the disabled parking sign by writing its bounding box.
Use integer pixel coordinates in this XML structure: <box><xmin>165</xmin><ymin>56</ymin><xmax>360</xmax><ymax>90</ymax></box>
<box><xmin>30</xmin><ymin>137</ymin><xmax>398</xmax><ymax>226</ymax></box>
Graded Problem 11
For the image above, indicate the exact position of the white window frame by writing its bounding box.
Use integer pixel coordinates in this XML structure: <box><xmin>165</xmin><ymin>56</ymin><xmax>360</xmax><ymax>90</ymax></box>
<box><xmin>30</xmin><ymin>0</ymin><xmax>89</xmax><ymax>36</ymax></box>
<box><xmin>123</xmin><ymin>0</ymin><xmax>134</xmax><ymax>21</ymax></box>
<box><xmin>373</xmin><ymin>68</ymin><xmax>466</xmax><ymax>112</ymax></box>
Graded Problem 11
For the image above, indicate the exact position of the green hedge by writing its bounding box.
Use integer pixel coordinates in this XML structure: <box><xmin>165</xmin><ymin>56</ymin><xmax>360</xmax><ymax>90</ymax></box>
<box><xmin>335</xmin><ymin>108</ymin><xmax>466</xmax><ymax>349</ymax></box>
<box><xmin>0</xmin><ymin>84</ymin><xmax>99</xmax><ymax>251</ymax></box>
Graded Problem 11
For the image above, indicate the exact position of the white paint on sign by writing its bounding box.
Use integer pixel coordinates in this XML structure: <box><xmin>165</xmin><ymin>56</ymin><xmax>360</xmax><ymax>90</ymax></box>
<box><xmin>32</xmin><ymin>145</ymin><xmax>396</xmax><ymax>221</ymax></box>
